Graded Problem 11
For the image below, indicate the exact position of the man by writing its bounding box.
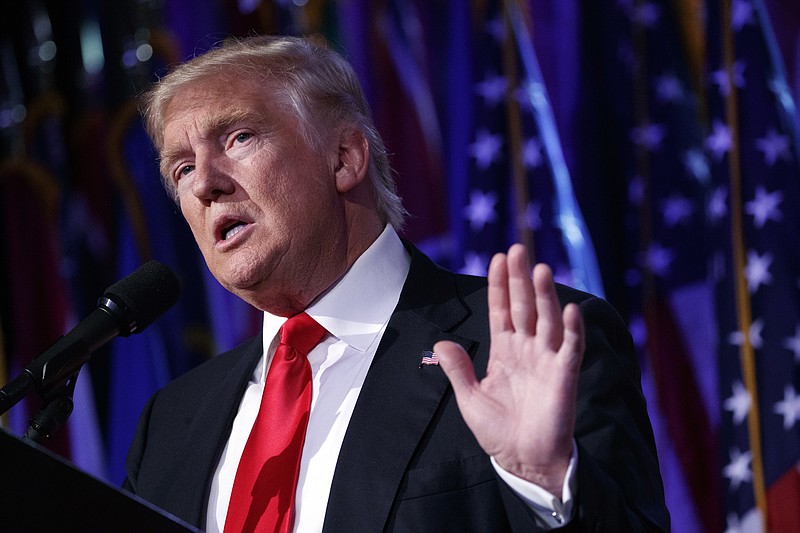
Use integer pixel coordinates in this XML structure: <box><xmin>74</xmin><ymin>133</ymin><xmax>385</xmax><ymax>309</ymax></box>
<box><xmin>125</xmin><ymin>35</ymin><xmax>669</xmax><ymax>532</ymax></box>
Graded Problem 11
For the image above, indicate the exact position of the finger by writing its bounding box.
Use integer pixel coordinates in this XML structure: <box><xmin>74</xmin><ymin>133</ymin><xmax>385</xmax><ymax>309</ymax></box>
<box><xmin>487</xmin><ymin>252</ymin><xmax>512</xmax><ymax>336</ymax></box>
<box><xmin>559</xmin><ymin>303</ymin><xmax>585</xmax><ymax>372</ymax></box>
<box><xmin>506</xmin><ymin>244</ymin><xmax>536</xmax><ymax>334</ymax></box>
<box><xmin>435</xmin><ymin>340</ymin><xmax>479</xmax><ymax>403</ymax></box>
<box><xmin>532</xmin><ymin>263</ymin><xmax>564</xmax><ymax>349</ymax></box>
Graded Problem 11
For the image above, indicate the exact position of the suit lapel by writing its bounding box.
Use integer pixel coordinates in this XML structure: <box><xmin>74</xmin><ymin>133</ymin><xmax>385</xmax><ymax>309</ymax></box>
<box><xmin>322</xmin><ymin>247</ymin><xmax>478</xmax><ymax>532</ymax></box>
<box><xmin>164</xmin><ymin>336</ymin><xmax>263</xmax><ymax>525</ymax></box>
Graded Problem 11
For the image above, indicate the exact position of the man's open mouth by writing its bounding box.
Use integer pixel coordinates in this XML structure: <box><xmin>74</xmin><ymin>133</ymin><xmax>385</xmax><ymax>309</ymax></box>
<box><xmin>221</xmin><ymin>221</ymin><xmax>247</xmax><ymax>241</ymax></box>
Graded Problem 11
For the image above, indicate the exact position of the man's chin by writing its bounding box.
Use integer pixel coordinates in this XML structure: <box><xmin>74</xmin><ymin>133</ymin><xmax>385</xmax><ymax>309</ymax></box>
<box><xmin>222</xmin><ymin>277</ymin><xmax>265</xmax><ymax>300</ymax></box>
<box><xmin>212</xmin><ymin>257</ymin><xmax>270</xmax><ymax>292</ymax></box>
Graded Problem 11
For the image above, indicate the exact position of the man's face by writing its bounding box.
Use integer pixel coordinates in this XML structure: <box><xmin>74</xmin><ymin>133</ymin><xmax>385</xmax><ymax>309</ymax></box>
<box><xmin>160</xmin><ymin>75</ymin><xmax>349</xmax><ymax>314</ymax></box>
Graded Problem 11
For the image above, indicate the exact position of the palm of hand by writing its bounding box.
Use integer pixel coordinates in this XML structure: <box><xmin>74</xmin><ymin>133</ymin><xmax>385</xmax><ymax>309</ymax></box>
<box><xmin>435</xmin><ymin>244</ymin><xmax>585</xmax><ymax>495</ymax></box>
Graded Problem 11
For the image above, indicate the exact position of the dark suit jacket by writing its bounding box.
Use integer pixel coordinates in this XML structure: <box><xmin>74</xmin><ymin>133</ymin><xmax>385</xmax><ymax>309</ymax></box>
<box><xmin>124</xmin><ymin>245</ymin><xmax>670</xmax><ymax>532</ymax></box>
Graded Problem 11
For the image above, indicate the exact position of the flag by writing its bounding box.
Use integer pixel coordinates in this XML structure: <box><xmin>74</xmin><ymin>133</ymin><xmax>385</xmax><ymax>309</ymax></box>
<box><xmin>706</xmin><ymin>0</ymin><xmax>800</xmax><ymax>530</ymax></box>
<box><xmin>444</xmin><ymin>0</ymin><xmax>602</xmax><ymax>296</ymax></box>
<box><xmin>420</xmin><ymin>351</ymin><xmax>440</xmax><ymax>366</ymax></box>
<box><xmin>581</xmin><ymin>1</ymin><xmax>725</xmax><ymax>531</ymax></box>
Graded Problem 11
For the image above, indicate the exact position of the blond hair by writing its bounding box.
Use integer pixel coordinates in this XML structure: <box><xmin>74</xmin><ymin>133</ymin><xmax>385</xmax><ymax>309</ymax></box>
<box><xmin>141</xmin><ymin>35</ymin><xmax>406</xmax><ymax>229</ymax></box>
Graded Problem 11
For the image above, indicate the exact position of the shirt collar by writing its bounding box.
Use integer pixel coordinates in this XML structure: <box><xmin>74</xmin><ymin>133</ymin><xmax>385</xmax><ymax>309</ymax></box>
<box><xmin>262</xmin><ymin>225</ymin><xmax>411</xmax><ymax>354</ymax></box>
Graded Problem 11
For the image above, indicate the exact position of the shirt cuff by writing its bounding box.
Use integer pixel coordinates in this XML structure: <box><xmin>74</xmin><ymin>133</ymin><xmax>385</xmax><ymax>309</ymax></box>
<box><xmin>490</xmin><ymin>440</ymin><xmax>578</xmax><ymax>529</ymax></box>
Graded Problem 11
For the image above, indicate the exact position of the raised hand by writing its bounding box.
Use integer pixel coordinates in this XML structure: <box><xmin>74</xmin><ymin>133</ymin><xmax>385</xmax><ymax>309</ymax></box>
<box><xmin>435</xmin><ymin>244</ymin><xmax>585</xmax><ymax>496</ymax></box>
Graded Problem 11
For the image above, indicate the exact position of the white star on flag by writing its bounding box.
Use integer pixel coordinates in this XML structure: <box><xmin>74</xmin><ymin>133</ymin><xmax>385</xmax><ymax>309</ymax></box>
<box><xmin>744</xmin><ymin>250</ymin><xmax>773</xmax><ymax>293</ymax></box>
<box><xmin>724</xmin><ymin>509</ymin><xmax>764</xmax><ymax>533</ymax></box>
<box><xmin>744</xmin><ymin>186</ymin><xmax>783</xmax><ymax>228</ymax></box>
<box><xmin>724</xmin><ymin>380</ymin><xmax>752</xmax><ymax>425</ymax></box>
<box><xmin>475</xmin><ymin>73</ymin><xmax>508</xmax><ymax>107</ymax></box>
<box><xmin>706</xmin><ymin>120</ymin><xmax>733</xmax><ymax>161</ymax></box>
<box><xmin>643</xmin><ymin>242</ymin><xmax>674</xmax><ymax>276</ymax></box>
<box><xmin>683</xmin><ymin>149</ymin><xmax>710</xmax><ymax>183</ymax></box>
<box><xmin>708</xmin><ymin>186</ymin><xmax>729</xmax><ymax>221</ymax></box>
<box><xmin>629</xmin><ymin>176</ymin><xmax>645</xmax><ymax>206</ymax></box>
<box><xmin>632</xmin><ymin>2</ymin><xmax>661</xmax><ymax>27</ymax></box>
<box><xmin>728</xmin><ymin>319</ymin><xmax>765</xmax><ymax>350</ymax></box>
<box><xmin>522</xmin><ymin>137</ymin><xmax>543</xmax><ymax>169</ymax></box>
<box><xmin>755</xmin><ymin>128</ymin><xmax>791</xmax><ymax>166</ymax></box>
<box><xmin>774</xmin><ymin>385</ymin><xmax>800</xmax><ymax>430</ymax></box>
<box><xmin>469</xmin><ymin>130</ymin><xmax>503</xmax><ymax>170</ymax></box>
<box><xmin>783</xmin><ymin>325</ymin><xmax>800</xmax><ymax>362</ymax></box>
<box><xmin>627</xmin><ymin>315</ymin><xmax>647</xmax><ymax>350</ymax></box>
<box><xmin>723</xmin><ymin>447</ymin><xmax>753</xmax><ymax>491</ymax></box>
<box><xmin>725</xmin><ymin>512</ymin><xmax>743</xmax><ymax>533</ymax></box>
<box><xmin>731</xmin><ymin>0</ymin><xmax>755</xmax><ymax>31</ymax></box>
<box><xmin>655</xmin><ymin>73</ymin><xmax>683</xmax><ymax>103</ymax></box>
<box><xmin>524</xmin><ymin>201</ymin><xmax>542</xmax><ymax>231</ymax></box>
<box><xmin>710</xmin><ymin>60</ymin><xmax>746</xmax><ymax>97</ymax></box>
<box><xmin>516</xmin><ymin>80</ymin><xmax>547</xmax><ymax>111</ymax></box>
<box><xmin>460</xmin><ymin>251</ymin><xmax>489</xmax><ymax>276</ymax></box>
<box><xmin>463</xmin><ymin>190</ymin><xmax>498</xmax><ymax>230</ymax></box>
<box><xmin>631</xmin><ymin>123</ymin><xmax>666</xmax><ymax>151</ymax></box>
<box><xmin>661</xmin><ymin>195</ymin><xmax>694</xmax><ymax>227</ymax></box>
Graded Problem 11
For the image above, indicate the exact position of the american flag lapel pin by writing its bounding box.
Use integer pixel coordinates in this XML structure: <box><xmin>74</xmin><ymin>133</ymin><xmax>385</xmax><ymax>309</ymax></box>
<box><xmin>419</xmin><ymin>350</ymin><xmax>439</xmax><ymax>368</ymax></box>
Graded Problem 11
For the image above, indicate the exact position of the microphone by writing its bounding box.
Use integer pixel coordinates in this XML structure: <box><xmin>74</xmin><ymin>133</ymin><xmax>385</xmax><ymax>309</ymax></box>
<box><xmin>0</xmin><ymin>260</ymin><xmax>181</xmax><ymax>415</ymax></box>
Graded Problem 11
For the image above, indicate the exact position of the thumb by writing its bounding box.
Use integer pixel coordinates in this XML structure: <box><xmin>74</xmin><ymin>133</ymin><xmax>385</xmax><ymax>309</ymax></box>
<box><xmin>434</xmin><ymin>340</ymin><xmax>479</xmax><ymax>400</ymax></box>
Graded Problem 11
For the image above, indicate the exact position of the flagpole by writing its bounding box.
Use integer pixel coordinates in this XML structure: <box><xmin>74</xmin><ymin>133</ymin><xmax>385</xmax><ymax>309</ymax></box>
<box><xmin>720</xmin><ymin>0</ymin><xmax>768</xmax><ymax>524</ymax></box>
<box><xmin>500</xmin><ymin>0</ymin><xmax>535</xmax><ymax>261</ymax></box>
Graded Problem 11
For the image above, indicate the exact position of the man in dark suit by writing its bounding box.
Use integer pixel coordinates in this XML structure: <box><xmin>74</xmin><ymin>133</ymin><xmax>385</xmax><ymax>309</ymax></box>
<box><xmin>125</xmin><ymin>35</ymin><xmax>669</xmax><ymax>531</ymax></box>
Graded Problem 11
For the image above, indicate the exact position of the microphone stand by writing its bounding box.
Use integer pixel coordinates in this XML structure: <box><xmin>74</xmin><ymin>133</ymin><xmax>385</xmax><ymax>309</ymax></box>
<box><xmin>23</xmin><ymin>371</ymin><xmax>78</xmax><ymax>444</ymax></box>
<box><xmin>0</xmin><ymin>300</ymin><xmax>122</xmax><ymax>441</ymax></box>
<box><xmin>0</xmin><ymin>329</ymin><xmax>92</xmax><ymax>444</ymax></box>
<box><xmin>1</xmin><ymin>260</ymin><xmax>180</xmax><ymax>445</ymax></box>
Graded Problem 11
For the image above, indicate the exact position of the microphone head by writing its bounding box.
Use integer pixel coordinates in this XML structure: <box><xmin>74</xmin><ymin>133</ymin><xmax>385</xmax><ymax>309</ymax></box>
<box><xmin>101</xmin><ymin>260</ymin><xmax>181</xmax><ymax>335</ymax></box>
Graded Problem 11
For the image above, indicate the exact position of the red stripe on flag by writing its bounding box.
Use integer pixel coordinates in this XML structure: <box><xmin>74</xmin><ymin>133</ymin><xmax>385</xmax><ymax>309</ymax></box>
<box><xmin>767</xmin><ymin>465</ymin><xmax>800</xmax><ymax>532</ymax></box>
<box><xmin>645</xmin><ymin>297</ymin><xmax>722</xmax><ymax>533</ymax></box>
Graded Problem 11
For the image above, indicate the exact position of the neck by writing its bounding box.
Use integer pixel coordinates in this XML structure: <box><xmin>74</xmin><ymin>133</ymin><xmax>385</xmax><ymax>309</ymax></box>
<box><xmin>257</xmin><ymin>220</ymin><xmax>386</xmax><ymax>317</ymax></box>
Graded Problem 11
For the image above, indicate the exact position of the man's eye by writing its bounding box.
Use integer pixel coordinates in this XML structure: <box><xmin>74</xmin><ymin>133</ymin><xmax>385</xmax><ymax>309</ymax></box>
<box><xmin>177</xmin><ymin>165</ymin><xmax>194</xmax><ymax>179</ymax></box>
<box><xmin>235</xmin><ymin>132</ymin><xmax>253</xmax><ymax>143</ymax></box>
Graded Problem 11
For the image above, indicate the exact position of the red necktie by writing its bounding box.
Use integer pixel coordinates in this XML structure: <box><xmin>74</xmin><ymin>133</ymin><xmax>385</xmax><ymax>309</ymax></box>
<box><xmin>224</xmin><ymin>312</ymin><xmax>327</xmax><ymax>533</ymax></box>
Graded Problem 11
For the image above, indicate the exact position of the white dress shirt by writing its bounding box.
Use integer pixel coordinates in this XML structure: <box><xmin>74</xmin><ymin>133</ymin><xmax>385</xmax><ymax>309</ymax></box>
<box><xmin>206</xmin><ymin>226</ymin><xmax>575</xmax><ymax>532</ymax></box>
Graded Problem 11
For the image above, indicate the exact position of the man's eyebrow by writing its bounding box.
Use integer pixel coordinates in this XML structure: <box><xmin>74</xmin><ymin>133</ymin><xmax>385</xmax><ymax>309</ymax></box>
<box><xmin>159</xmin><ymin>146</ymin><xmax>187</xmax><ymax>177</ymax></box>
<box><xmin>199</xmin><ymin>107</ymin><xmax>267</xmax><ymax>135</ymax></box>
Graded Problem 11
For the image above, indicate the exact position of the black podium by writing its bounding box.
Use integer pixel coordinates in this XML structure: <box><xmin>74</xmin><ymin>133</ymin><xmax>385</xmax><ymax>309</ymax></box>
<box><xmin>0</xmin><ymin>427</ymin><xmax>201</xmax><ymax>532</ymax></box>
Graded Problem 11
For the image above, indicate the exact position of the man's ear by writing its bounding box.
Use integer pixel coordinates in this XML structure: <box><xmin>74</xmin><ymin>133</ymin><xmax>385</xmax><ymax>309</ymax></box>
<box><xmin>334</xmin><ymin>128</ymin><xmax>370</xmax><ymax>193</ymax></box>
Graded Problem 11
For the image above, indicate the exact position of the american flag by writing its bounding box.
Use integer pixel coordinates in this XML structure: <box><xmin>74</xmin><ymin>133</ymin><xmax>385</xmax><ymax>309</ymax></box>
<box><xmin>587</xmin><ymin>0</ymin><xmax>800</xmax><ymax>532</ymax></box>
<box><xmin>420</xmin><ymin>351</ymin><xmax>439</xmax><ymax>367</ymax></box>
<box><xmin>706</xmin><ymin>0</ymin><xmax>800</xmax><ymax>530</ymax></box>
<box><xmin>451</xmin><ymin>0</ymin><xmax>603</xmax><ymax>297</ymax></box>
<box><xmin>604</xmin><ymin>1</ymin><xmax>723</xmax><ymax>531</ymax></box>
<box><xmin>596</xmin><ymin>0</ymin><xmax>800</xmax><ymax>530</ymax></box>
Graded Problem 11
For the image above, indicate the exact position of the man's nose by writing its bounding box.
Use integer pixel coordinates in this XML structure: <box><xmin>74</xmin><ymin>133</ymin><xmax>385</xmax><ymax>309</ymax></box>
<box><xmin>192</xmin><ymin>155</ymin><xmax>235</xmax><ymax>202</ymax></box>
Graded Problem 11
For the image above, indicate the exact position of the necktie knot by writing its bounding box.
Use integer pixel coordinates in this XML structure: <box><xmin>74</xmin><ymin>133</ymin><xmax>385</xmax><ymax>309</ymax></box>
<box><xmin>279</xmin><ymin>312</ymin><xmax>327</xmax><ymax>358</ymax></box>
